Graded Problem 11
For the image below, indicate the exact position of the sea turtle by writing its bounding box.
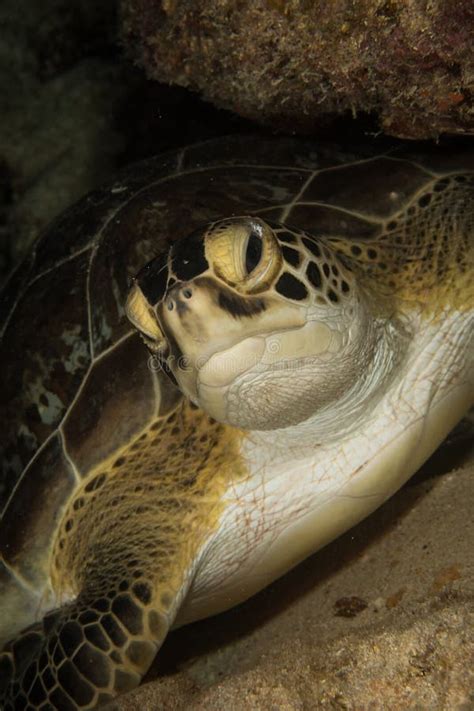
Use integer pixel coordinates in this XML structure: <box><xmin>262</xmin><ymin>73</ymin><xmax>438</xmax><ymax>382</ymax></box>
<box><xmin>0</xmin><ymin>135</ymin><xmax>473</xmax><ymax>709</ymax></box>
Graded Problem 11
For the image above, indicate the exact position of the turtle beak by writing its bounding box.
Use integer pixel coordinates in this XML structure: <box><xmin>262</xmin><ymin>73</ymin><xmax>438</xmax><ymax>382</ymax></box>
<box><xmin>125</xmin><ymin>283</ymin><xmax>167</xmax><ymax>352</ymax></box>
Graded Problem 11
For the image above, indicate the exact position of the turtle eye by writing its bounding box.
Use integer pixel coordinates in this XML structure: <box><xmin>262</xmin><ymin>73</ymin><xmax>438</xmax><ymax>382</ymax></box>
<box><xmin>245</xmin><ymin>231</ymin><xmax>263</xmax><ymax>274</ymax></box>
<box><xmin>205</xmin><ymin>217</ymin><xmax>282</xmax><ymax>294</ymax></box>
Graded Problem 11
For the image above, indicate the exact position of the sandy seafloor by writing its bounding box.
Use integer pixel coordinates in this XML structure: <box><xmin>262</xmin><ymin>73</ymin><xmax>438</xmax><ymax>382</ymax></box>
<box><xmin>110</xmin><ymin>438</ymin><xmax>474</xmax><ymax>711</ymax></box>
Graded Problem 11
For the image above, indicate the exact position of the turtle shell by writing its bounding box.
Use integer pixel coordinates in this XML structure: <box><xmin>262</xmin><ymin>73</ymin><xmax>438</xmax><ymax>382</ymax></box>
<box><xmin>1</xmin><ymin>135</ymin><xmax>474</xmax><ymax>599</ymax></box>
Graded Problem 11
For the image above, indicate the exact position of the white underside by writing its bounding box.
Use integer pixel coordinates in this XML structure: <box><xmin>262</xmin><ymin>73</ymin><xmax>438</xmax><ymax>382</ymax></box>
<box><xmin>3</xmin><ymin>313</ymin><xmax>471</xmax><ymax>645</ymax></box>
<box><xmin>176</xmin><ymin>310</ymin><xmax>474</xmax><ymax>626</ymax></box>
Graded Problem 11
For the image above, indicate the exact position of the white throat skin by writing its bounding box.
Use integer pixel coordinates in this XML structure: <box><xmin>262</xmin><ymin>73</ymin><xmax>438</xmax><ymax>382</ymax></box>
<box><xmin>183</xmin><ymin>289</ymin><xmax>411</xmax><ymax>435</ymax></box>
<box><xmin>177</xmin><ymin>307</ymin><xmax>473</xmax><ymax>627</ymax></box>
<box><xmin>245</xmin><ymin>315</ymin><xmax>408</xmax><ymax>449</ymax></box>
<box><xmin>220</xmin><ymin>314</ymin><xmax>405</xmax><ymax>435</ymax></box>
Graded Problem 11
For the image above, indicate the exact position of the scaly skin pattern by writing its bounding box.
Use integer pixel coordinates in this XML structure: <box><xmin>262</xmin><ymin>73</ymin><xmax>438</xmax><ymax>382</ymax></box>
<box><xmin>180</xmin><ymin>309</ymin><xmax>473</xmax><ymax>623</ymax></box>
<box><xmin>0</xmin><ymin>146</ymin><xmax>472</xmax><ymax>709</ymax></box>
<box><xmin>0</xmin><ymin>402</ymin><xmax>248</xmax><ymax>709</ymax></box>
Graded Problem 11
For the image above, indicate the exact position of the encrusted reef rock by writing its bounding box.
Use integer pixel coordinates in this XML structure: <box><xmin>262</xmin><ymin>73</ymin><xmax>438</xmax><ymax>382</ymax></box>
<box><xmin>121</xmin><ymin>0</ymin><xmax>474</xmax><ymax>140</ymax></box>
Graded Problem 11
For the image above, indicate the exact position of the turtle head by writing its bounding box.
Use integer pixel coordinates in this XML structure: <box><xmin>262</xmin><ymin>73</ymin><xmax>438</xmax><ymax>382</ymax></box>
<box><xmin>126</xmin><ymin>216</ymin><xmax>376</xmax><ymax>431</ymax></box>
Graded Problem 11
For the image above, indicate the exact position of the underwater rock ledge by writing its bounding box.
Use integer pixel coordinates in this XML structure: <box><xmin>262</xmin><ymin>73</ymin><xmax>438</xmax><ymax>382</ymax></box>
<box><xmin>121</xmin><ymin>0</ymin><xmax>474</xmax><ymax>139</ymax></box>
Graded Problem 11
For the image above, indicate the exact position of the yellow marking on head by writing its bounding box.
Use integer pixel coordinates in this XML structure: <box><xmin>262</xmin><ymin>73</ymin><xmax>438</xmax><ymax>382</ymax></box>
<box><xmin>126</xmin><ymin>284</ymin><xmax>164</xmax><ymax>342</ymax></box>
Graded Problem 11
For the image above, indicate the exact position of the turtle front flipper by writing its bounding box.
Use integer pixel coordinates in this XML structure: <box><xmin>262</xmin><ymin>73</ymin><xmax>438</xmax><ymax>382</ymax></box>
<box><xmin>0</xmin><ymin>396</ymin><xmax>237</xmax><ymax>709</ymax></box>
<box><xmin>0</xmin><ymin>576</ymin><xmax>176</xmax><ymax>709</ymax></box>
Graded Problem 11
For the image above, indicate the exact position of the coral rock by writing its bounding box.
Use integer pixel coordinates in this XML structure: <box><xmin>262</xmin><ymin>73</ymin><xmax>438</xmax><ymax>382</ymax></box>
<box><xmin>121</xmin><ymin>0</ymin><xmax>474</xmax><ymax>139</ymax></box>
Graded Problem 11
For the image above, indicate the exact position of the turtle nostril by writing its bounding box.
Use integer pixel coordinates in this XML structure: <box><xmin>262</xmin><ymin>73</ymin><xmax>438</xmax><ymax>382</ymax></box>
<box><xmin>183</xmin><ymin>288</ymin><xmax>193</xmax><ymax>299</ymax></box>
<box><xmin>167</xmin><ymin>301</ymin><xmax>174</xmax><ymax>311</ymax></box>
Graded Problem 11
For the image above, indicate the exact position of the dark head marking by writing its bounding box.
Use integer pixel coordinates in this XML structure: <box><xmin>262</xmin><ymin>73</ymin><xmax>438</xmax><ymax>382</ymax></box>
<box><xmin>218</xmin><ymin>289</ymin><xmax>266</xmax><ymax>319</ymax></box>
<box><xmin>306</xmin><ymin>261</ymin><xmax>322</xmax><ymax>288</ymax></box>
<box><xmin>278</xmin><ymin>230</ymin><xmax>298</xmax><ymax>245</ymax></box>
<box><xmin>275</xmin><ymin>272</ymin><xmax>308</xmax><ymax>301</ymax></box>
<box><xmin>171</xmin><ymin>226</ymin><xmax>209</xmax><ymax>281</ymax></box>
<box><xmin>282</xmin><ymin>246</ymin><xmax>301</xmax><ymax>268</ymax></box>
<box><xmin>302</xmin><ymin>237</ymin><xmax>321</xmax><ymax>258</ymax></box>
<box><xmin>136</xmin><ymin>253</ymin><xmax>168</xmax><ymax>305</ymax></box>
